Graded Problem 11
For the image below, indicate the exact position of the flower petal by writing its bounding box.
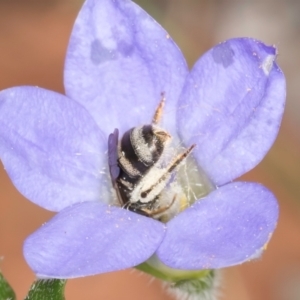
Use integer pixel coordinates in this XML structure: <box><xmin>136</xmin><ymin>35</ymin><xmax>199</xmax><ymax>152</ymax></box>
<box><xmin>156</xmin><ymin>182</ymin><xmax>278</xmax><ymax>270</ymax></box>
<box><xmin>0</xmin><ymin>86</ymin><xmax>108</xmax><ymax>211</ymax></box>
<box><xmin>177</xmin><ymin>38</ymin><xmax>286</xmax><ymax>185</ymax></box>
<box><xmin>64</xmin><ymin>0</ymin><xmax>188</xmax><ymax>136</ymax></box>
<box><xmin>24</xmin><ymin>202</ymin><xmax>166</xmax><ymax>278</ymax></box>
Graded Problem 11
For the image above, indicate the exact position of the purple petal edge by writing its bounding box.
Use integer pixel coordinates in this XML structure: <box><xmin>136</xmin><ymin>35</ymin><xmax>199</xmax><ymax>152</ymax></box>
<box><xmin>24</xmin><ymin>202</ymin><xmax>166</xmax><ymax>278</ymax></box>
<box><xmin>178</xmin><ymin>38</ymin><xmax>286</xmax><ymax>185</ymax></box>
<box><xmin>64</xmin><ymin>0</ymin><xmax>188</xmax><ymax>137</ymax></box>
<box><xmin>0</xmin><ymin>86</ymin><xmax>108</xmax><ymax>211</ymax></box>
<box><xmin>157</xmin><ymin>181</ymin><xmax>278</xmax><ymax>270</ymax></box>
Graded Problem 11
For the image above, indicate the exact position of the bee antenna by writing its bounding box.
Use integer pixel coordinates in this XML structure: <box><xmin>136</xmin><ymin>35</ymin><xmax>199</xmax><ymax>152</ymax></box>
<box><xmin>152</xmin><ymin>92</ymin><xmax>166</xmax><ymax>124</ymax></box>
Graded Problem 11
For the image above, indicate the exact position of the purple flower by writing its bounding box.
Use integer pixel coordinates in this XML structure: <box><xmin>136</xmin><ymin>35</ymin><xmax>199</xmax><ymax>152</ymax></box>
<box><xmin>0</xmin><ymin>0</ymin><xmax>285</xmax><ymax>279</ymax></box>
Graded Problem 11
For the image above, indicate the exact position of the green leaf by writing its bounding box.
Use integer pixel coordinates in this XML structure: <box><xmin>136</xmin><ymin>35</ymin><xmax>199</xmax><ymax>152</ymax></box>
<box><xmin>0</xmin><ymin>272</ymin><xmax>16</xmax><ymax>300</ymax></box>
<box><xmin>24</xmin><ymin>279</ymin><xmax>66</xmax><ymax>300</ymax></box>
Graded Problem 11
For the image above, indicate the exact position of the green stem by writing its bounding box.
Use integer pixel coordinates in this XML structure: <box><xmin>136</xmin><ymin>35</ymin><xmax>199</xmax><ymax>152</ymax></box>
<box><xmin>24</xmin><ymin>279</ymin><xmax>66</xmax><ymax>300</ymax></box>
<box><xmin>0</xmin><ymin>272</ymin><xmax>16</xmax><ymax>300</ymax></box>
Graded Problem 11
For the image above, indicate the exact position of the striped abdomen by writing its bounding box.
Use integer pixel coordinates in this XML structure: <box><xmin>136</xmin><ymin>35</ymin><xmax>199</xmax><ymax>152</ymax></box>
<box><xmin>116</xmin><ymin>124</ymin><xmax>170</xmax><ymax>205</ymax></box>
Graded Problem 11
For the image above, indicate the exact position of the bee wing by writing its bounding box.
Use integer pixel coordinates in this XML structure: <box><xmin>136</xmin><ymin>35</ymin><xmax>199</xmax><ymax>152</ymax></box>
<box><xmin>108</xmin><ymin>128</ymin><xmax>124</xmax><ymax>206</ymax></box>
<box><xmin>108</xmin><ymin>128</ymin><xmax>120</xmax><ymax>183</ymax></box>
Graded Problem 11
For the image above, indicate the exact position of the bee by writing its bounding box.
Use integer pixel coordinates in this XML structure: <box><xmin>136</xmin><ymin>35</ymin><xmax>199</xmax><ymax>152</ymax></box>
<box><xmin>108</xmin><ymin>93</ymin><xmax>195</xmax><ymax>219</ymax></box>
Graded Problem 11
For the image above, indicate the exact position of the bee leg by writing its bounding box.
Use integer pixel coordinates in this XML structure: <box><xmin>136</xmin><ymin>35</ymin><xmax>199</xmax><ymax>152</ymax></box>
<box><xmin>142</xmin><ymin>195</ymin><xmax>177</xmax><ymax>217</ymax></box>
<box><xmin>140</xmin><ymin>144</ymin><xmax>196</xmax><ymax>200</ymax></box>
<box><xmin>125</xmin><ymin>202</ymin><xmax>151</xmax><ymax>217</ymax></box>
<box><xmin>152</xmin><ymin>92</ymin><xmax>166</xmax><ymax>125</ymax></box>
<box><xmin>122</xmin><ymin>201</ymin><xmax>131</xmax><ymax>209</ymax></box>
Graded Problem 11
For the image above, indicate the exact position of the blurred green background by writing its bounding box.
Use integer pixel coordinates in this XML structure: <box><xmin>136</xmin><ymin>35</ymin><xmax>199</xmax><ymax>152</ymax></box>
<box><xmin>0</xmin><ymin>0</ymin><xmax>299</xmax><ymax>299</ymax></box>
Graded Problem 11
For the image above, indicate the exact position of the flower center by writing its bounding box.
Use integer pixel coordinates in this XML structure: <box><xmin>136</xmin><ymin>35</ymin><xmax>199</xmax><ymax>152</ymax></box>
<box><xmin>108</xmin><ymin>124</ymin><xmax>215</xmax><ymax>223</ymax></box>
<box><xmin>107</xmin><ymin>92</ymin><xmax>214</xmax><ymax>222</ymax></box>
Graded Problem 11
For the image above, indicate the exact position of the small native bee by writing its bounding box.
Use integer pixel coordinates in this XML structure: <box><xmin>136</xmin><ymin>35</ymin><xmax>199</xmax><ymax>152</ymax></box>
<box><xmin>108</xmin><ymin>94</ymin><xmax>195</xmax><ymax>219</ymax></box>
